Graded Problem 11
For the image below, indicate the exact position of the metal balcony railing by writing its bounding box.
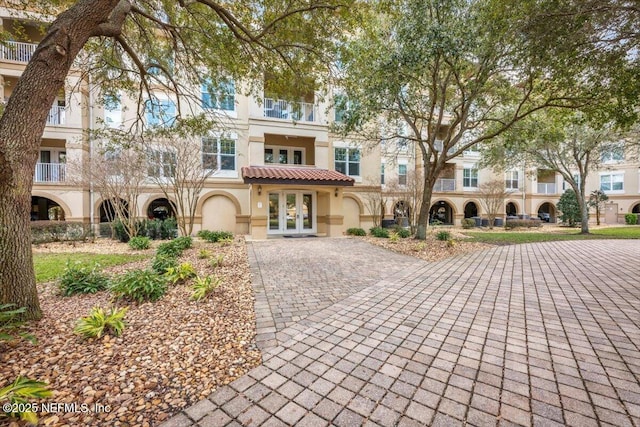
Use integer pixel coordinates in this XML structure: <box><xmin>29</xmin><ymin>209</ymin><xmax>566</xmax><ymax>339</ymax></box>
<box><xmin>34</xmin><ymin>163</ymin><xmax>66</xmax><ymax>183</ymax></box>
<box><xmin>537</xmin><ymin>183</ymin><xmax>556</xmax><ymax>194</ymax></box>
<box><xmin>434</xmin><ymin>178</ymin><xmax>456</xmax><ymax>192</ymax></box>
<box><xmin>263</xmin><ymin>98</ymin><xmax>316</xmax><ymax>122</ymax></box>
<box><xmin>47</xmin><ymin>105</ymin><xmax>66</xmax><ymax>125</ymax></box>
<box><xmin>1</xmin><ymin>41</ymin><xmax>37</xmax><ymax>63</ymax></box>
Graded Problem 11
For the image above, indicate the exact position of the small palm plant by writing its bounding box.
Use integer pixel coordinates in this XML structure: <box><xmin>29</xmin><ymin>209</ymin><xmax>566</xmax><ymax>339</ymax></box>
<box><xmin>74</xmin><ymin>306</ymin><xmax>128</xmax><ymax>339</ymax></box>
<box><xmin>0</xmin><ymin>377</ymin><xmax>52</xmax><ymax>424</ymax></box>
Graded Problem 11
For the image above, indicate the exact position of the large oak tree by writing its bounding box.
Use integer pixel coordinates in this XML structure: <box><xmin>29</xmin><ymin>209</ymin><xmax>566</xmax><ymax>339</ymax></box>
<box><xmin>0</xmin><ymin>0</ymin><xmax>353</xmax><ymax>319</ymax></box>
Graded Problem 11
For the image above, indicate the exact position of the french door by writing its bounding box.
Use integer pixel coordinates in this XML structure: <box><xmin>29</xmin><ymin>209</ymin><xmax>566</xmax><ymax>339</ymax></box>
<box><xmin>268</xmin><ymin>191</ymin><xmax>316</xmax><ymax>234</ymax></box>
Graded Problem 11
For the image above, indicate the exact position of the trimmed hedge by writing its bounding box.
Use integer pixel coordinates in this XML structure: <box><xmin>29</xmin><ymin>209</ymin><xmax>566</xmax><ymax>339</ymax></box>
<box><xmin>504</xmin><ymin>219</ymin><xmax>543</xmax><ymax>229</ymax></box>
<box><xmin>346</xmin><ymin>227</ymin><xmax>366</xmax><ymax>236</ymax></box>
<box><xmin>31</xmin><ymin>221</ymin><xmax>92</xmax><ymax>244</ymax></box>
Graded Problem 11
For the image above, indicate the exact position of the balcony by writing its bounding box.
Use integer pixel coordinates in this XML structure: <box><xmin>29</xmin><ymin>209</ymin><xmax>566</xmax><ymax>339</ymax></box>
<box><xmin>47</xmin><ymin>105</ymin><xmax>66</xmax><ymax>126</ymax></box>
<box><xmin>263</xmin><ymin>98</ymin><xmax>316</xmax><ymax>122</ymax></box>
<box><xmin>537</xmin><ymin>183</ymin><xmax>556</xmax><ymax>194</ymax></box>
<box><xmin>34</xmin><ymin>163</ymin><xmax>66</xmax><ymax>183</ymax></box>
<box><xmin>1</xmin><ymin>41</ymin><xmax>37</xmax><ymax>63</ymax></box>
<box><xmin>434</xmin><ymin>178</ymin><xmax>456</xmax><ymax>192</ymax></box>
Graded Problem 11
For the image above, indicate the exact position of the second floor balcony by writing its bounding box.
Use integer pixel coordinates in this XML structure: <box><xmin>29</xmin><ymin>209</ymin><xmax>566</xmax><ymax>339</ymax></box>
<box><xmin>1</xmin><ymin>41</ymin><xmax>37</xmax><ymax>63</ymax></box>
<box><xmin>263</xmin><ymin>98</ymin><xmax>316</xmax><ymax>123</ymax></box>
<box><xmin>434</xmin><ymin>178</ymin><xmax>456</xmax><ymax>192</ymax></box>
<box><xmin>537</xmin><ymin>183</ymin><xmax>557</xmax><ymax>194</ymax></box>
<box><xmin>34</xmin><ymin>162</ymin><xmax>66</xmax><ymax>183</ymax></box>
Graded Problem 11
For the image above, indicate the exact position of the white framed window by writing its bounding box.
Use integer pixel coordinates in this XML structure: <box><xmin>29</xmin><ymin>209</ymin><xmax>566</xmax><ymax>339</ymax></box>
<box><xmin>334</xmin><ymin>147</ymin><xmax>360</xmax><ymax>177</ymax></box>
<box><xmin>264</xmin><ymin>146</ymin><xmax>305</xmax><ymax>165</ymax></box>
<box><xmin>562</xmin><ymin>174</ymin><xmax>581</xmax><ymax>192</ymax></box>
<box><xmin>600</xmin><ymin>172</ymin><xmax>624</xmax><ymax>193</ymax></box>
<box><xmin>505</xmin><ymin>170</ymin><xmax>519</xmax><ymax>190</ymax></box>
<box><xmin>145</xmin><ymin>96</ymin><xmax>176</xmax><ymax>128</ymax></box>
<box><xmin>201</xmin><ymin>79</ymin><xmax>235</xmax><ymax>111</ymax></box>
<box><xmin>147</xmin><ymin>149</ymin><xmax>176</xmax><ymax>178</ymax></box>
<box><xmin>463</xmin><ymin>166</ymin><xmax>478</xmax><ymax>189</ymax></box>
<box><xmin>601</xmin><ymin>143</ymin><xmax>624</xmax><ymax>163</ymax></box>
<box><xmin>381</xmin><ymin>163</ymin><xmax>385</xmax><ymax>185</ymax></box>
<box><xmin>202</xmin><ymin>136</ymin><xmax>236</xmax><ymax>174</ymax></box>
<box><xmin>398</xmin><ymin>164</ymin><xmax>407</xmax><ymax>185</ymax></box>
<box><xmin>333</xmin><ymin>93</ymin><xmax>351</xmax><ymax>122</ymax></box>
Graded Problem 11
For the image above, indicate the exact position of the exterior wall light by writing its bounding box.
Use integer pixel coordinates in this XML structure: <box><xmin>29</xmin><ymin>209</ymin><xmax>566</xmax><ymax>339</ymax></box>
<box><xmin>257</xmin><ymin>185</ymin><xmax>262</xmax><ymax>196</ymax></box>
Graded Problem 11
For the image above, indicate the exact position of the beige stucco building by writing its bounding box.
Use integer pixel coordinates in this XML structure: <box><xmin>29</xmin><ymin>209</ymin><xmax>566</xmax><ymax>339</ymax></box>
<box><xmin>3</xmin><ymin>9</ymin><xmax>639</xmax><ymax>237</ymax></box>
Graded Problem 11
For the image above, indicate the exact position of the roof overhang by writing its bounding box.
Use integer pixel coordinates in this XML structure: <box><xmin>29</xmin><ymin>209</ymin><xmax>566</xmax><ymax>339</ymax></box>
<box><xmin>242</xmin><ymin>166</ymin><xmax>355</xmax><ymax>186</ymax></box>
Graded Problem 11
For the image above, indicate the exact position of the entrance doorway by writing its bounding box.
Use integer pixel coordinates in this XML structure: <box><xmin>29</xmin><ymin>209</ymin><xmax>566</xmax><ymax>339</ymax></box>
<box><xmin>268</xmin><ymin>191</ymin><xmax>316</xmax><ymax>235</ymax></box>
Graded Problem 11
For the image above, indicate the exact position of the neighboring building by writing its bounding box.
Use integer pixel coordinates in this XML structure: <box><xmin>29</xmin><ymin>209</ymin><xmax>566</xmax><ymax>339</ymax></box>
<box><xmin>3</xmin><ymin>9</ymin><xmax>639</xmax><ymax>237</ymax></box>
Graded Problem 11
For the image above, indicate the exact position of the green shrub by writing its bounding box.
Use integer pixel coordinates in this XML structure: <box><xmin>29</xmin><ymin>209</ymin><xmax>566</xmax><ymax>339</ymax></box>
<box><xmin>397</xmin><ymin>228</ymin><xmax>411</xmax><ymax>238</ymax></box>
<box><xmin>197</xmin><ymin>230</ymin><xmax>234</xmax><ymax>243</ymax></box>
<box><xmin>74</xmin><ymin>306</ymin><xmax>127</xmax><ymax>338</ymax></box>
<box><xmin>58</xmin><ymin>261</ymin><xmax>109</xmax><ymax>296</ymax></box>
<box><xmin>0</xmin><ymin>304</ymin><xmax>36</xmax><ymax>344</ymax></box>
<box><xmin>461</xmin><ymin>218</ymin><xmax>476</xmax><ymax>229</ymax></box>
<box><xmin>369</xmin><ymin>226</ymin><xmax>389</xmax><ymax>238</ymax></box>
<box><xmin>436</xmin><ymin>230</ymin><xmax>451</xmax><ymax>241</ymax></box>
<box><xmin>210</xmin><ymin>254</ymin><xmax>225</xmax><ymax>269</ymax></box>
<box><xmin>151</xmin><ymin>254</ymin><xmax>178</xmax><ymax>275</ymax></box>
<box><xmin>172</xmin><ymin>236</ymin><xmax>193</xmax><ymax>250</ymax></box>
<box><xmin>164</xmin><ymin>262</ymin><xmax>197</xmax><ymax>284</ymax></box>
<box><xmin>389</xmin><ymin>232</ymin><xmax>400</xmax><ymax>243</ymax></box>
<box><xmin>346</xmin><ymin>227</ymin><xmax>366</xmax><ymax>236</ymax></box>
<box><xmin>156</xmin><ymin>241</ymin><xmax>182</xmax><ymax>258</ymax></box>
<box><xmin>113</xmin><ymin>219</ymin><xmax>129</xmax><ymax>243</ymax></box>
<box><xmin>0</xmin><ymin>376</ymin><xmax>52</xmax><ymax>424</ymax></box>
<box><xmin>625</xmin><ymin>213</ymin><xmax>638</xmax><ymax>225</ymax></box>
<box><xmin>504</xmin><ymin>219</ymin><xmax>543</xmax><ymax>229</ymax></box>
<box><xmin>30</xmin><ymin>221</ymin><xmax>92</xmax><ymax>244</ymax></box>
<box><xmin>128</xmin><ymin>236</ymin><xmax>151</xmax><ymax>250</ymax></box>
<box><xmin>191</xmin><ymin>276</ymin><xmax>222</xmax><ymax>301</ymax></box>
<box><xmin>111</xmin><ymin>270</ymin><xmax>167</xmax><ymax>302</ymax></box>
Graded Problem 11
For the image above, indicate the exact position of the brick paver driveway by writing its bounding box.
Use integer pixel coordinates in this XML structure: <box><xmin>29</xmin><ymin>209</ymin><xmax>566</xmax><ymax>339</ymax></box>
<box><xmin>163</xmin><ymin>239</ymin><xmax>640</xmax><ymax>427</ymax></box>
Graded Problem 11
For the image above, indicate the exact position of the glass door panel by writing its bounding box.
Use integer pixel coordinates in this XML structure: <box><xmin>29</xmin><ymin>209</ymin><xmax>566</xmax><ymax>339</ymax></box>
<box><xmin>286</xmin><ymin>193</ymin><xmax>297</xmax><ymax>230</ymax></box>
<box><xmin>269</xmin><ymin>194</ymin><xmax>280</xmax><ymax>230</ymax></box>
<box><xmin>302</xmin><ymin>193</ymin><xmax>313</xmax><ymax>230</ymax></box>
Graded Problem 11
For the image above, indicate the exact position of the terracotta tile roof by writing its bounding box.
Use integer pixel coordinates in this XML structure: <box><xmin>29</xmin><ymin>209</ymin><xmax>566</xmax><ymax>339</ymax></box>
<box><xmin>242</xmin><ymin>165</ymin><xmax>355</xmax><ymax>186</ymax></box>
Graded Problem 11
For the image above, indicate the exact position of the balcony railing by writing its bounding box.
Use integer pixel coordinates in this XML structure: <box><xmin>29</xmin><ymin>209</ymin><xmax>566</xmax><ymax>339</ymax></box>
<box><xmin>1</xmin><ymin>41</ymin><xmax>37</xmax><ymax>63</ymax></box>
<box><xmin>34</xmin><ymin>163</ymin><xmax>66</xmax><ymax>183</ymax></box>
<box><xmin>537</xmin><ymin>183</ymin><xmax>556</xmax><ymax>194</ymax></box>
<box><xmin>47</xmin><ymin>105</ymin><xmax>66</xmax><ymax>126</ymax></box>
<box><xmin>434</xmin><ymin>178</ymin><xmax>456</xmax><ymax>192</ymax></box>
<box><xmin>263</xmin><ymin>98</ymin><xmax>316</xmax><ymax>122</ymax></box>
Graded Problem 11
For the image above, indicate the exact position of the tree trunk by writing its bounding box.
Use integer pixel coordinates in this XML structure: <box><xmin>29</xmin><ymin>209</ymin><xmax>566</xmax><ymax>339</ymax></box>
<box><xmin>416</xmin><ymin>180</ymin><xmax>435</xmax><ymax>240</ymax></box>
<box><xmin>579</xmin><ymin>185</ymin><xmax>590</xmax><ymax>234</ymax></box>
<box><xmin>0</xmin><ymin>0</ymin><xmax>125</xmax><ymax>319</ymax></box>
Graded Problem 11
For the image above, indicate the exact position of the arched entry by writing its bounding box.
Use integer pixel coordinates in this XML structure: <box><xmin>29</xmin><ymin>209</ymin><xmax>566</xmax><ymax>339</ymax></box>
<box><xmin>632</xmin><ymin>203</ymin><xmax>640</xmax><ymax>214</ymax></box>
<box><xmin>537</xmin><ymin>202</ymin><xmax>556</xmax><ymax>223</ymax></box>
<box><xmin>506</xmin><ymin>202</ymin><xmax>517</xmax><ymax>216</ymax></box>
<box><xmin>464</xmin><ymin>201</ymin><xmax>478</xmax><ymax>218</ymax></box>
<box><xmin>394</xmin><ymin>201</ymin><xmax>410</xmax><ymax>226</ymax></box>
<box><xmin>147</xmin><ymin>198</ymin><xmax>175</xmax><ymax>220</ymax></box>
<box><xmin>99</xmin><ymin>199</ymin><xmax>129</xmax><ymax>223</ymax></box>
<box><xmin>430</xmin><ymin>201</ymin><xmax>454</xmax><ymax>225</ymax></box>
<box><xmin>31</xmin><ymin>196</ymin><xmax>64</xmax><ymax>221</ymax></box>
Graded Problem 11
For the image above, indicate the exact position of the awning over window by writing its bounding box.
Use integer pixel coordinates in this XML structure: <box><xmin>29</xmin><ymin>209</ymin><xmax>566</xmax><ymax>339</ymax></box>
<box><xmin>242</xmin><ymin>165</ymin><xmax>355</xmax><ymax>186</ymax></box>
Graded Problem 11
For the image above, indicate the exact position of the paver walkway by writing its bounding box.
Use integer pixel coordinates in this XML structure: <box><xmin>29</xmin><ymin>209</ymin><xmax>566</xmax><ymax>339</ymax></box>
<box><xmin>162</xmin><ymin>239</ymin><xmax>640</xmax><ymax>427</ymax></box>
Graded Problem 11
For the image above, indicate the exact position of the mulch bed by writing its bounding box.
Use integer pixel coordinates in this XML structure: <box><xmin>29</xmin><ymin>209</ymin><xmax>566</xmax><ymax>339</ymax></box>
<box><xmin>1</xmin><ymin>237</ymin><xmax>260</xmax><ymax>427</ymax></box>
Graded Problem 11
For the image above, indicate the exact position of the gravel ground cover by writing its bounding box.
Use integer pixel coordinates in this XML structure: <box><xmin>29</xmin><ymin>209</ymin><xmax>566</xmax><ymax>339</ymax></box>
<box><xmin>1</xmin><ymin>237</ymin><xmax>259</xmax><ymax>427</ymax></box>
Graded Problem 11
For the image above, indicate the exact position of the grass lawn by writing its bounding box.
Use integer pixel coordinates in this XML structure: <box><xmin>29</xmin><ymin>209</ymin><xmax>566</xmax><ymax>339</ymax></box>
<box><xmin>463</xmin><ymin>226</ymin><xmax>640</xmax><ymax>245</ymax></box>
<box><xmin>33</xmin><ymin>253</ymin><xmax>149</xmax><ymax>283</ymax></box>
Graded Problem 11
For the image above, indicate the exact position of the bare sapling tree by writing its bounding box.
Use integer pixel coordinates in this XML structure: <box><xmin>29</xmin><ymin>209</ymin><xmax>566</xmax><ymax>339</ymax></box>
<box><xmin>478</xmin><ymin>179</ymin><xmax>509</xmax><ymax>229</ymax></box>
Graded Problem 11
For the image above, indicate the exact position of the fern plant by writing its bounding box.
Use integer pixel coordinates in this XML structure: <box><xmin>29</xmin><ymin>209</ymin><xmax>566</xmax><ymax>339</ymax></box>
<box><xmin>164</xmin><ymin>262</ymin><xmax>197</xmax><ymax>284</ymax></box>
<box><xmin>74</xmin><ymin>306</ymin><xmax>128</xmax><ymax>338</ymax></box>
<box><xmin>0</xmin><ymin>377</ymin><xmax>52</xmax><ymax>424</ymax></box>
<box><xmin>0</xmin><ymin>304</ymin><xmax>36</xmax><ymax>344</ymax></box>
<box><xmin>191</xmin><ymin>276</ymin><xmax>221</xmax><ymax>301</ymax></box>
